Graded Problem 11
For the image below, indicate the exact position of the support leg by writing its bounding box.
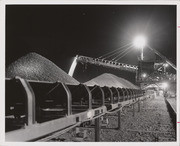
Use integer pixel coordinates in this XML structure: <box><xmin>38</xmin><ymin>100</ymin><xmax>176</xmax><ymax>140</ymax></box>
<box><xmin>118</xmin><ymin>110</ymin><xmax>121</xmax><ymax>130</ymax></box>
<box><xmin>138</xmin><ymin>100</ymin><xmax>140</xmax><ymax>112</ymax></box>
<box><xmin>95</xmin><ymin>117</ymin><xmax>100</xmax><ymax>142</ymax></box>
<box><xmin>133</xmin><ymin>104</ymin><xmax>135</xmax><ymax>116</ymax></box>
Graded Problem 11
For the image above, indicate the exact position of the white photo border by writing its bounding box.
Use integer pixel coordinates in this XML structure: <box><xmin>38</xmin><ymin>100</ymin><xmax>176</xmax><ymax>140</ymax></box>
<box><xmin>0</xmin><ymin>1</ymin><xmax>179</xmax><ymax>146</ymax></box>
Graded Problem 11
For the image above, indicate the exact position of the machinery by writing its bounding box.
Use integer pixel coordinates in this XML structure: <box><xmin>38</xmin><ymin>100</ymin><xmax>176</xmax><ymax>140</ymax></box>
<box><xmin>6</xmin><ymin>76</ymin><xmax>146</xmax><ymax>141</ymax></box>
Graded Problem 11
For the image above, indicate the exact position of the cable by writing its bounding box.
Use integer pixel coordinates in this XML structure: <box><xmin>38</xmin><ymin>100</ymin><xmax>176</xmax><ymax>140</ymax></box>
<box><xmin>113</xmin><ymin>46</ymin><xmax>132</xmax><ymax>61</ymax></box>
<box><xmin>90</xmin><ymin>86</ymin><xmax>98</xmax><ymax>92</ymax></box>
<box><xmin>102</xmin><ymin>44</ymin><xmax>132</xmax><ymax>60</ymax></box>
<box><xmin>98</xmin><ymin>44</ymin><xmax>128</xmax><ymax>59</ymax></box>
<box><xmin>45</xmin><ymin>83</ymin><xmax>60</xmax><ymax>96</ymax></box>
<box><xmin>115</xmin><ymin>46</ymin><xmax>133</xmax><ymax>62</ymax></box>
<box><xmin>111</xmin><ymin>45</ymin><xmax>133</xmax><ymax>61</ymax></box>
<box><xmin>102</xmin><ymin>47</ymin><xmax>128</xmax><ymax>60</ymax></box>
<box><xmin>98</xmin><ymin>42</ymin><xmax>132</xmax><ymax>59</ymax></box>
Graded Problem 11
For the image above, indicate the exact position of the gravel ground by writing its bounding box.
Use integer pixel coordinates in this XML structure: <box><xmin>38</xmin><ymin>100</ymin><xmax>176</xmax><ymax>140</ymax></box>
<box><xmin>49</xmin><ymin>95</ymin><xmax>176</xmax><ymax>142</ymax></box>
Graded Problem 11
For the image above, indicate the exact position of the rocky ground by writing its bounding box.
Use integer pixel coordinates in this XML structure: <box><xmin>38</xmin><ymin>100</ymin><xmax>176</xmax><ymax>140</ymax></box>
<box><xmin>50</xmin><ymin>95</ymin><xmax>176</xmax><ymax>142</ymax></box>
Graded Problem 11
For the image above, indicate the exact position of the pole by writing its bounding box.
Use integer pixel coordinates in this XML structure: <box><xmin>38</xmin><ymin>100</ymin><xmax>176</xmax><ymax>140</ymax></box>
<box><xmin>164</xmin><ymin>66</ymin><xmax>166</xmax><ymax>73</ymax></box>
<box><xmin>95</xmin><ymin>117</ymin><xmax>100</xmax><ymax>142</ymax></box>
<box><xmin>138</xmin><ymin>99</ymin><xmax>140</xmax><ymax>112</ymax></box>
<box><xmin>141</xmin><ymin>47</ymin><xmax>144</xmax><ymax>61</ymax></box>
<box><xmin>118</xmin><ymin>110</ymin><xmax>121</xmax><ymax>130</ymax></box>
<box><xmin>133</xmin><ymin>104</ymin><xmax>135</xmax><ymax>116</ymax></box>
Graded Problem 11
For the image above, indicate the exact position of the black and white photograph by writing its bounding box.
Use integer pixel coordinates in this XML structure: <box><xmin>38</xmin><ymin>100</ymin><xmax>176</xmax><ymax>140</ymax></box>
<box><xmin>0</xmin><ymin>0</ymin><xmax>179</xmax><ymax>145</ymax></box>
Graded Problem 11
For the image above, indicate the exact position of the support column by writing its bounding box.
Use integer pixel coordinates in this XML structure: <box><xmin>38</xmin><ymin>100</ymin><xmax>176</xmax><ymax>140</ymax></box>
<box><xmin>68</xmin><ymin>56</ymin><xmax>78</xmax><ymax>77</ymax></box>
<box><xmin>118</xmin><ymin>110</ymin><xmax>121</xmax><ymax>130</ymax></box>
<box><xmin>133</xmin><ymin>104</ymin><xmax>135</xmax><ymax>116</ymax></box>
<box><xmin>16</xmin><ymin>77</ymin><xmax>36</xmax><ymax>125</ymax></box>
<box><xmin>138</xmin><ymin>100</ymin><xmax>140</xmax><ymax>112</ymax></box>
<box><xmin>95</xmin><ymin>117</ymin><xmax>100</xmax><ymax>142</ymax></box>
<box><xmin>141</xmin><ymin>46</ymin><xmax>144</xmax><ymax>61</ymax></box>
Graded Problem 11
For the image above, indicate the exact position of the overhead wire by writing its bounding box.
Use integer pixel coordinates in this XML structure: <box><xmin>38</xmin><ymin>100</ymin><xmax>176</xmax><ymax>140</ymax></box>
<box><xmin>115</xmin><ymin>46</ymin><xmax>133</xmax><ymax>62</ymax></box>
<box><xmin>111</xmin><ymin>45</ymin><xmax>133</xmax><ymax>61</ymax></box>
<box><xmin>111</xmin><ymin>45</ymin><xmax>132</xmax><ymax>61</ymax></box>
<box><xmin>103</xmin><ymin>43</ymin><xmax>132</xmax><ymax>60</ymax></box>
<box><xmin>102</xmin><ymin>47</ymin><xmax>128</xmax><ymax>60</ymax></box>
<box><xmin>98</xmin><ymin>42</ymin><xmax>132</xmax><ymax>59</ymax></box>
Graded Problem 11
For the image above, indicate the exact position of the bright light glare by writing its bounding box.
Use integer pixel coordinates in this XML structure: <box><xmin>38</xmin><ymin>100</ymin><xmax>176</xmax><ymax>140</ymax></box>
<box><xmin>164</xmin><ymin>63</ymin><xmax>169</xmax><ymax>67</ymax></box>
<box><xmin>87</xmin><ymin>110</ymin><xmax>94</xmax><ymax>119</ymax></box>
<box><xmin>133</xmin><ymin>35</ymin><xmax>146</xmax><ymax>48</ymax></box>
<box><xmin>142</xmin><ymin>73</ymin><xmax>147</xmax><ymax>78</ymax></box>
<box><xmin>161</xmin><ymin>82</ymin><xmax>168</xmax><ymax>89</ymax></box>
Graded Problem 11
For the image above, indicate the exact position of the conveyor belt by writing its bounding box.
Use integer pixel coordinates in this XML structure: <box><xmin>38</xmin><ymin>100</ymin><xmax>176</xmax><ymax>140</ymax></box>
<box><xmin>5</xmin><ymin>77</ymin><xmax>148</xmax><ymax>141</ymax></box>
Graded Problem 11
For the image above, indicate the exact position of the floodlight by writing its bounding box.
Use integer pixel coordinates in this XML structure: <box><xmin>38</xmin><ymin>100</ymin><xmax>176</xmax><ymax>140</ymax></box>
<box><xmin>133</xmin><ymin>35</ymin><xmax>146</xmax><ymax>48</ymax></box>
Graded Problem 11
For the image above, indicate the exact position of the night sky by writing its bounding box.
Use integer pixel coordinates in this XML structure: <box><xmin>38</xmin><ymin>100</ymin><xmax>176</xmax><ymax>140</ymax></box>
<box><xmin>6</xmin><ymin>5</ymin><xmax>176</xmax><ymax>83</ymax></box>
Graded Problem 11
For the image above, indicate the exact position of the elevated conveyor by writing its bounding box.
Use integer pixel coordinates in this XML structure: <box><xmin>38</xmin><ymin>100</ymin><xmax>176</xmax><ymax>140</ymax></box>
<box><xmin>68</xmin><ymin>55</ymin><xmax>138</xmax><ymax>76</ymax></box>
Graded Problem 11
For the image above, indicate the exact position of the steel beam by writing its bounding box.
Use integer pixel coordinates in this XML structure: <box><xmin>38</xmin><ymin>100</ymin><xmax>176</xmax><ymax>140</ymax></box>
<box><xmin>98</xmin><ymin>86</ymin><xmax>105</xmax><ymax>106</ymax></box>
<box><xmin>76</xmin><ymin>55</ymin><xmax>138</xmax><ymax>73</ymax></box>
<box><xmin>107</xmin><ymin>87</ymin><xmax>113</xmax><ymax>104</ymax></box>
<box><xmin>16</xmin><ymin>77</ymin><xmax>36</xmax><ymax>125</ymax></box>
<box><xmin>68</xmin><ymin>55</ymin><xmax>78</xmax><ymax>77</ymax></box>
<box><xmin>62</xmin><ymin>83</ymin><xmax>72</xmax><ymax>115</ymax></box>
<box><xmin>83</xmin><ymin>84</ymin><xmax>92</xmax><ymax>110</ymax></box>
<box><xmin>115</xmin><ymin>88</ymin><xmax>120</xmax><ymax>102</ymax></box>
<box><xmin>6</xmin><ymin>111</ymin><xmax>89</xmax><ymax>141</ymax></box>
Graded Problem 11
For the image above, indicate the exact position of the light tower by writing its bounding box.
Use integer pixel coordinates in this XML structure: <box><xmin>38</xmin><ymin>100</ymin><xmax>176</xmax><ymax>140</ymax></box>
<box><xmin>133</xmin><ymin>35</ymin><xmax>146</xmax><ymax>60</ymax></box>
<box><xmin>133</xmin><ymin>35</ymin><xmax>147</xmax><ymax>86</ymax></box>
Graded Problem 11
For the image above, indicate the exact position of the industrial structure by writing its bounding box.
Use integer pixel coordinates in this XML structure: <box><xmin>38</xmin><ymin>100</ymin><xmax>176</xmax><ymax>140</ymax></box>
<box><xmin>5</xmin><ymin>37</ymin><xmax>176</xmax><ymax>141</ymax></box>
